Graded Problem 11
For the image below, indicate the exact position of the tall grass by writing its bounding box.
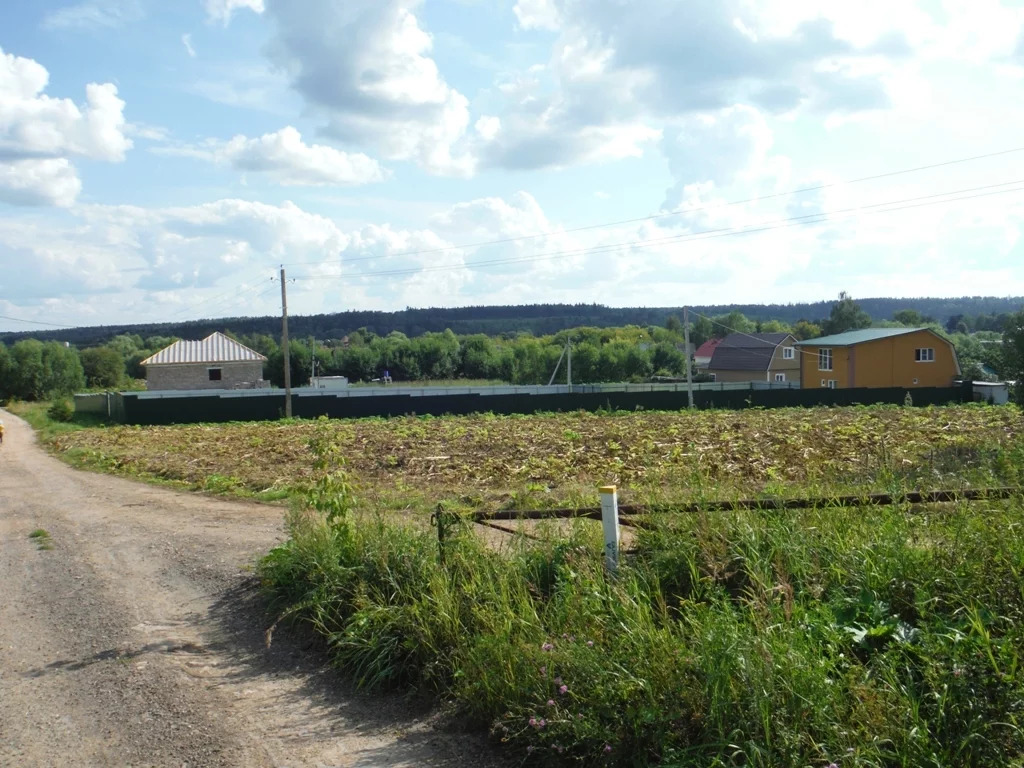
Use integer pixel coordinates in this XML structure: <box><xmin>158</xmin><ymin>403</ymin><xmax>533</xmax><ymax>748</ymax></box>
<box><xmin>260</xmin><ymin>494</ymin><xmax>1024</xmax><ymax>766</ymax></box>
<box><xmin>259</xmin><ymin>419</ymin><xmax>1024</xmax><ymax>765</ymax></box>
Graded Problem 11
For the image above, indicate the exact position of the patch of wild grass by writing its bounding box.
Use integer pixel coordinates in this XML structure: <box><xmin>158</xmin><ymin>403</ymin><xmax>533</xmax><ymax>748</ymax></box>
<box><xmin>261</xmin><ymin>495</ymin><xmax>1024</xmax><ymax>766</ymax></box>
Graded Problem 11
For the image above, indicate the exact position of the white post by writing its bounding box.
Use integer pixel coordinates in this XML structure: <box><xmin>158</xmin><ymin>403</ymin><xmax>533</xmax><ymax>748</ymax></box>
<box><xmin>599</xmin><ymin>485</ymin><xmax>620</xmax><ymax>572</ymax></box>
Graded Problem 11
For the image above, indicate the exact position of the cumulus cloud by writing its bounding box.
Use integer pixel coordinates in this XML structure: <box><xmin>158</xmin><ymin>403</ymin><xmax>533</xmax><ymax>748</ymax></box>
<box><xmin>156</xmin><ymin>126</ymin><xmax>387</xmax><ymax>186</ymax></box>
<box><xmin>0</xmin><ymin>47</ymin><xmax>131</xmax><ymax>206</ymax></box>
<box><xmin>0</xmin><ymin>159</ymin><xmax>81</xmax><ymax>207</ymax></box>
<box><xmin>474</xmin><ymin>1</ymin><xmax>902</xmax><ymax>174</ymax></box>
<box><xmin>204</xmin><ymin>0</ymin><xmax>264</xmax><ymax>26</ymax></box>
<box><xmin>263</xmin><ymin>0</ymin><xmax>473</xmax><ymax>175</ymax></box>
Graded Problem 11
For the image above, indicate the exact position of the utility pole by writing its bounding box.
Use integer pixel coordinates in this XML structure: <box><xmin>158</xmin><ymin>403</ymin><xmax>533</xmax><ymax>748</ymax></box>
<box><xmin>280</xmin><ymin>265</ymin><xmax>292</xmax><ymax>417</ymax></box>
<box><xmin>309</xmin><ymin>335</ymin><xmax>316</xmax><ymax>387</ymax></box>
<box><xmin>683</xmin><ymin>307</ymin><xmax>694</xmax><ymax>409</ymax></box>
<box><xmin>566</xmin><ymin>336</ymin><xmax>572</xmax><ymax>393</ymax></box>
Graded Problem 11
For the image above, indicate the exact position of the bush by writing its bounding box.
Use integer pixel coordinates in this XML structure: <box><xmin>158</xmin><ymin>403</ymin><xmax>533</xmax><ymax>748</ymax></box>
<box><xmin>47</xmin><ymin>399</ymin><xmax>74</xmax><ymax>422</ymax></box>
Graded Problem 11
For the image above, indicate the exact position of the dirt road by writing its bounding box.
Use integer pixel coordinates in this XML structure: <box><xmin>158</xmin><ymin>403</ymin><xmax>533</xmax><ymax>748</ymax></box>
<box><xmin>0</xmin><ymin>411</ymin><xmax>505</xmax><ymax>767</ymax></box>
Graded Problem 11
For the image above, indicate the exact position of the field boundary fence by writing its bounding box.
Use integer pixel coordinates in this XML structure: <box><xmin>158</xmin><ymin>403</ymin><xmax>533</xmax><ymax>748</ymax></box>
<box><xmin>458</xmin><ymin>485</ymin><xmax>1024</xmax><ymax>571</ymax></box>
<box><xmin>101</xmin><ymin>381</ymin><xmax>974</xmax><ymax>424</ymax></box>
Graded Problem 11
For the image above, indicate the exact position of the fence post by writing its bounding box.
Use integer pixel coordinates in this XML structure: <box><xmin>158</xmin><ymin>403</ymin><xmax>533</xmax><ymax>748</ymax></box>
<box><xmin>599</xmin><ymin>485</ymin><xmax>620</xmax><ymax>573</ymax></box>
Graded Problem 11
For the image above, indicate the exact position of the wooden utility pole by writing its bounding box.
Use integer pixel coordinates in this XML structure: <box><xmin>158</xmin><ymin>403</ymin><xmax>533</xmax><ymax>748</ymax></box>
<box><xmin>683</xmin><ymin>307</ymin><xmax>694</xmax><ymax>409</ymax></box>
<box><xmin>280</xmin><ymin>265</ymin><xmax>292</xmax><ymax>418</ymax></box>
<box><xmin>566</xmin><ymin>336</ymin><xmax>572</xmax><ymax>393</ymax></box>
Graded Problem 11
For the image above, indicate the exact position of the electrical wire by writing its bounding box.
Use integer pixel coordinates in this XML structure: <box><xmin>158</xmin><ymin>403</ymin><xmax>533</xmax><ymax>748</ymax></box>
<box><xmin>291</xmin><ymin>178</ymin><xmax>1024</xmax><ymax>282</ymax></box>
<box><xmin>281</xmin><ymin>144</ymin><xmax>1024</xmax><ymax>268</ymax></box>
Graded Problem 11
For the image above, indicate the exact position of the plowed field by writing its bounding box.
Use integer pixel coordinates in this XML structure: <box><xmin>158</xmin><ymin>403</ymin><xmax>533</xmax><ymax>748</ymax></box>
<box><xmin>51</xmin><ymin>404</ymin><xmax>1023</xmax><ymax>512</ymax></box>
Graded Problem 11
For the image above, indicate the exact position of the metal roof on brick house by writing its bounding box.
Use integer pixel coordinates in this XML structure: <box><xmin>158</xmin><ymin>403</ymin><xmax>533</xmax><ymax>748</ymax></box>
<box><xmin>140</xmin><ymin>332</ymin><xmax>267</xmax><ymax>366</ymax></box>
<box><xmin>708</xmin><ymin>333</ymin><xmax>794</xmax><ymax>371</ymax></box>
<box><xmin>793</xmin><ymin>327</ymin><xmax>937</xmax><ymax>347</ymax></box>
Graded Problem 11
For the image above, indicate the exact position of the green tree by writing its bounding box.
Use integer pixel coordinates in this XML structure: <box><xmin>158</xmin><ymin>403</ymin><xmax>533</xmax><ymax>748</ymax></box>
<box><xmin>689</xmin><ymin>315</ymin><xmax>714</xmax><ymax>347</ymax></box>
<box><xmin>665</xmin><ymin>314</ymin><xmax>683</xmax><ymax>334</ymax></box>
<box><xmin>0</xmin><ymin>342</ymin><xmax>11</xmax><ymax>401</ymax></box>
<box><xmin>711</xmin><ymin>311</ymin><xmax>754</xmax><ymax>337</ymax></box>
<box><xmin>651</xmin><ymin>343</ymin><xmax>687</xmax><ymax>376</ymax></box>
<box><xmin>80</xmin><ymin>346</ymin><xmax>125</xmax><ymax>388</ymax></box>
<box><xmin>823</xmin><ymin>292</ymin><xmax>872</xmax><ymax>335</ymax></box>
<box><xmin>759</xmin><ymin>319</ymin><xmax>792</xmax><ymax>334</ymax></box>
<box><xmin>893</xmin><ymin>309</ymin><xmax>924</xmax><ymax>327</ymax></box>
<box><xmin>460</xmin><ymin>334</ymin><xmax>500</xmax><ymax>379</ymax></box>
<box><xmin>792</xmin><ymin>320</ymin><xmax>822</xmax><ymax>340</ymax></box>
<box><xmin>1001</xmin><ymin>309</ymin><xmax>1024</xmax><ymax>402</ymax></box>
<box><xmin>415</xmin><ymin>330</ymin><xmax>461</xmax><ymax>379</ymax></box>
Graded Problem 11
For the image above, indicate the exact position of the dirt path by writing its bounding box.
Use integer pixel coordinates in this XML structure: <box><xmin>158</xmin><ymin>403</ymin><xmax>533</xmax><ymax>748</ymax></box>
<box><xmin>0</xmin><ymin>411</ymin><xmax>506</xmax><ymax>767</ymax></box>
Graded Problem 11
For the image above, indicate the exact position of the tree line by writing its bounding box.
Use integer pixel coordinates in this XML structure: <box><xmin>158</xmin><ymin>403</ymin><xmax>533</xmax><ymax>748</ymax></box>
<box><xmin>4</xmin><ymin>297</ymin><xmax>1023</xmax><ymax>349</ymax></box>
<box><xmin>1</xmin><ymin>295</ymin><xmax>1022</xmax><ymax>402</ymax></box>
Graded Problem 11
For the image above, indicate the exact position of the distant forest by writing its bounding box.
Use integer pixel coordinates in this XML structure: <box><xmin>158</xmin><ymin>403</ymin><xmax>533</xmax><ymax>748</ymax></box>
<box><xmin>3</xmin><ymin>297</ymin><xmax>1023</xmax><ymax>348</ymax></box>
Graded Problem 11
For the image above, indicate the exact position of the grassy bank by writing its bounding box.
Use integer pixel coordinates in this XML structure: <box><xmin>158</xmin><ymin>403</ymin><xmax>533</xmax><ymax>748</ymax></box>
<box><xmin>262</xmin><ymin>493</ymin><xmax>1024</xmax><ymax>766</ymax></box>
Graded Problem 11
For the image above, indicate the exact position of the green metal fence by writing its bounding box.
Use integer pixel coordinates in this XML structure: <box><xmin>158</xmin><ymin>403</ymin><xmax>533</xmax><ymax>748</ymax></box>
<box><xmin>113</xmin><ymin>382</ymin><xmax>974</xmax><ymax>425</ymax></box>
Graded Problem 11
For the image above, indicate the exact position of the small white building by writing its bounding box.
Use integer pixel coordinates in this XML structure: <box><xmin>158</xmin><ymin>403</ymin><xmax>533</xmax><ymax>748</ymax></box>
<box><xmin>310</xmin><ymin>375</ymin><xmax>349</xmax><ymax>390</ymax></box>
<box><xmin>972</xmin><ymin>381</ymin><xmax>1010</xmax><ymax>405</ymax></box>
<box><xmin>141</xmin><ymin>332</ymin><xmax>267</xmax><ymax>391</ymax></box>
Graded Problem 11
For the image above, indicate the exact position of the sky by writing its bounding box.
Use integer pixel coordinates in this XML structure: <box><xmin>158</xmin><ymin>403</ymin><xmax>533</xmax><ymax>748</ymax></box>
<box><xmin>2</xmin><ymin>0</ymin><xmax>1024</xmax><ymax>333</ymax></box>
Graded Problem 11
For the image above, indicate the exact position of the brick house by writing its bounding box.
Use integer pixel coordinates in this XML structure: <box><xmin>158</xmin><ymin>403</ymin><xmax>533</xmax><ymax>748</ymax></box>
<box><xmin>706</xmin><ymin>332</ymin><xmax>800</xmax><ymax>383</ymax></box>
<box><xmin>141</xmin><ymin>332</ymin><xmax>267</xmax><ymax>391</ymax></box>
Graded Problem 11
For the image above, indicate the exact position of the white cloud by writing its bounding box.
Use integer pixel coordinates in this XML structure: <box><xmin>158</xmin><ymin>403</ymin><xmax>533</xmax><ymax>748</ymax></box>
<box><xmin>0</xmin><ymin>159</ymin><xmax>81</xmax><ymax>207</ymax></box>
<box><xmin>42</xmin><ymin>0</ymin><xmax>142</xmax><ymax>30</ymax></box>
<box><xmin>156</xmin><ymin>126</ymin><xmax>387</xmax><ymax>186</ymax></box>
<box><xmin>204</xmin><ymin>0</ymin><xmax>265</xmax><ymax>26</ymax></box>
<box><xmin>0</xmin><ymin>47</ymin><xmax>131</xmax><ymax>206</ymax></box>
<box><xmin>263</xmin><ymin>0</ymin><xmax>473</xmax><ymax>175</ymax></box>
<box><xmin>223</xmin><ymin>127</ymin><xmax>387</xmax><ymax>185</ymax></box>
<box><xmin>513</xmin><ymin>0</ymin><xmax>561</xmax><ymax>31</ymax></box>
<box><xmin>182</xmin><ymin>33</ymin><xmax>196</xmax><ymax>58</ymax></box>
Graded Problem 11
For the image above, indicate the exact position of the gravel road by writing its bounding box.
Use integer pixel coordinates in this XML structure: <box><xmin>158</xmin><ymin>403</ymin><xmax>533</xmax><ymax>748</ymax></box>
<box><xmin>0</xmin><ymin>411</ymin><xmax>506</xmax><ymax>767</ymax></box>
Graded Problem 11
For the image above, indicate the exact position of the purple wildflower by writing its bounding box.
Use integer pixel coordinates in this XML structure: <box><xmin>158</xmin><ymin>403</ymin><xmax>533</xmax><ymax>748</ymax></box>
<box><xmin>529</xmin><ymin>717</ymin><xmax>537</xmax><ymax>728</ymax></box>
<box><xmin>576</xmin><ymin>713</ymin><xmax>583</xmax><ymax>720</ymax></box>
<box><xmin>554</xmin><ymin>676</ymin><xmax>562</xmax><ymax>685</ymax></box>
<box><xmin>604</xmin><ymin>744</ymin><xmax>612</xmax><ymax>754</ymax></box>
<box><xmin>559</xmin><ymin>685</ymin><xmax>568</xmax><ymax>695</ymax></box>
<box><xmin>547</xmin><ymin>699</ymin><xmax>555</xmax><ymax>707</ymax></box>
<box><xmin>527</xmin><ymin>745</ymin><xmax>535</xmax><ymax>754</ymax></box>
<box><xmin>538</xmin><ymin>718</ymin><xmax>546</xmax><ymax>728</ymax></box>
<box><xmin>586</xmin><ymin>640</ymin><xmax>594</xmax><ymax>647</ymax></box>
<box><xmin>569</xmin><ymin>635</ymin><xmax>576</xmax><ymax>642</ymax></box>
<box><xmin>542</xmin><ymin>642</ymin><xmax>554</xmax><ymax>652</ymax></box>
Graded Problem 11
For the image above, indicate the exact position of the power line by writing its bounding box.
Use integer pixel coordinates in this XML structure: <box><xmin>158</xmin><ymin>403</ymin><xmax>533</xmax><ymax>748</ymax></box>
<box><xmin>291</xmin><ymin>178</ymin><xmax>1024</xmax><ymax>282</ymax></box>
<box><xmin>0</xmin><ymin>314</ymin><xmax>77</xmax><ymax>329</ymax></box>
<box><xmin>281</xmin><ymin>144</ymin><xmax>1024</xmax><ymax>268</ymax></box>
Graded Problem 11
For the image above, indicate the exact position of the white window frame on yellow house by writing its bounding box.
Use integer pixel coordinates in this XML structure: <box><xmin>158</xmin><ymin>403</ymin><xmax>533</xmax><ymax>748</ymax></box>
<box><xmin>914</xmin><ymin>347</ymin><xmax>935</xmax><ymax>362</ymax></box>
<box><xmin>818</xmin><ymin>348</ymin><xmax>833</xmax><ymax>371</ymax></box>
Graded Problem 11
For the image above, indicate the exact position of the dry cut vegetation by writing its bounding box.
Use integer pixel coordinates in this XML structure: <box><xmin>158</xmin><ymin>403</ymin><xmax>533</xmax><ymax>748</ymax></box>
<box><xmin>53</xmin><ymin>404</ymin><xmax>1024</xmax><ymax>512</ymax></box>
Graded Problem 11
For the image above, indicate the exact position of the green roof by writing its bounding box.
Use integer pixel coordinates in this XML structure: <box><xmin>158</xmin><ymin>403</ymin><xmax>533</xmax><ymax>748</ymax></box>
<box><xmin>793</xmin><ymin>327</ymin><xmax>936</xmax><ymax>347</ymax></box>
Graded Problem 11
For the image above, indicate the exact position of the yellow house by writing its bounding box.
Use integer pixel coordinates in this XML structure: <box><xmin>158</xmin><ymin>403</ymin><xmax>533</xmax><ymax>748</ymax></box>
<box><xmin>793</xmin><ymin>328</ymin><xmax>961</xmax><ymax>389</ymax></box>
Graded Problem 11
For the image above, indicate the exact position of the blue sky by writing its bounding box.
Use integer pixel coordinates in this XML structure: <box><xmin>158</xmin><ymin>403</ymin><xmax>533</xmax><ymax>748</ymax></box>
<box><xmin>2</xmin><ymin>0</ymin><xmax>1024</xmax><ymax>332</ymax></box>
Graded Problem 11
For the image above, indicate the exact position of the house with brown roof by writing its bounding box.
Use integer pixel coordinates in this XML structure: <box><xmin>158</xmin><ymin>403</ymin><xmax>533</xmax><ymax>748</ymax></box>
<box><xmin>706</xmin><ymin>332</ymin><xmax>800</xmax><ymax>383</ymax></box>
<box><xmin>140</xmin><ymin>332</ymin><xmax>268</xmax><ymax>391</ymax></box>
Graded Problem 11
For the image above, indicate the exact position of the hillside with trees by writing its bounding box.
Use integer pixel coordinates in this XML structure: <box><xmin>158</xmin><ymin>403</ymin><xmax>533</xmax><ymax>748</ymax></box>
<box><xmin>2</xmin><ymin>296</ymin><xmax>1022</xmax><ymax>349</ymax></box>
